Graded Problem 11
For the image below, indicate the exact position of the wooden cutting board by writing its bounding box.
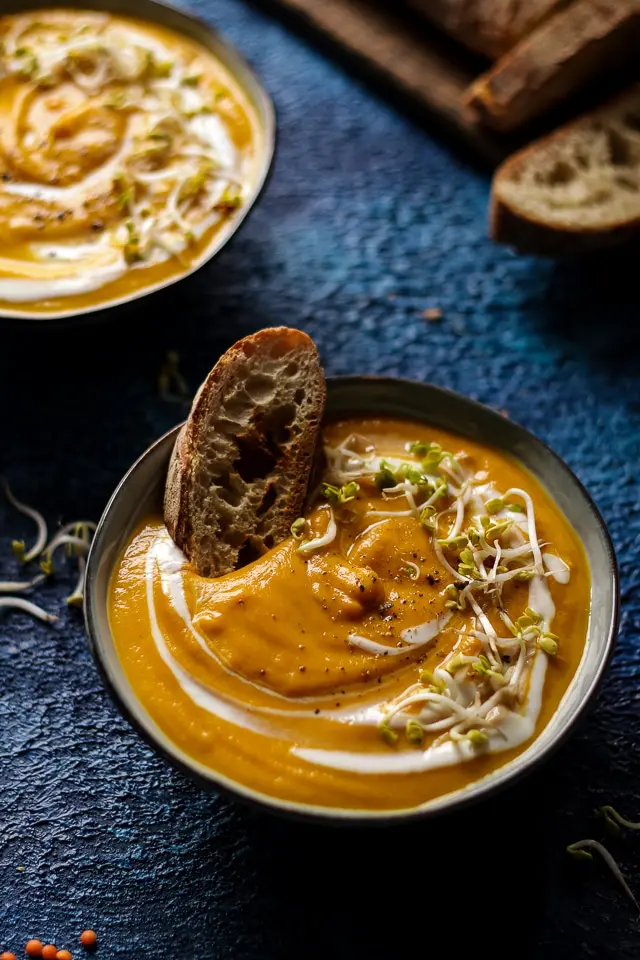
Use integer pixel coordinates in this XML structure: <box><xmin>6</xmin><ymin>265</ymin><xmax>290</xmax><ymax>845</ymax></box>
<box><xmin>250</xmin><ymin>0</ymin><xmax>512</xmax><ymax>164</ymax></box>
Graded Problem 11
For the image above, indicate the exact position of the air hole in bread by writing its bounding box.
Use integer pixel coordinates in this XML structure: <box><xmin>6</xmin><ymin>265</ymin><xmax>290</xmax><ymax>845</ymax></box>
<box><xmin>238</xmin><ymin>538</ymin><xmax>262</xmax><ymax>566</ymax></box>
<box><xmin>222</xmin><ymin>392</ymin><xmax>253</xmax><ymax>421</ymax></box>
<box><xmin>245</xmin><ymin>373</ymin><xmax>276</xmax><ymax>403</ymax></box>
<box><xmin>218</xmin><ymin>485</ymin><xmax>243</xmax><ymax>507</ymax></box>
<box><xmin>607</xmin><ymin>128</ymin><xmax>633</xmax><ymax>166</ymax></box>
<box><xmin>614</xmin><ymin>174</ymin><xmax>639</xmax><ymax>192</ymax></box>
<box><xmin>574</xmin><ymin>150</ymin><xmax>590</xmax><ymax>169</ymax></box>
<box><xmin>540</xmin><ymin>160</ymin><xmax>576</xmax><ymax>186</ymax></box>
<box><xmin>294</xmin><ymin>388</ymin><xmax>304</xmax><ymax>404</ymax></box>
<box><xmin>234</xmin><ymin>436</ymin><xmax>277</xmax><ymax>483</ymax></box>
<box><xmin>263</xmin><ymin>403</ymin><xmax>295</xmax><ymax>445</ymax></box>
<box><xmin>257</xmin><ymin>484</ymin><xmax>277</xmax><ymax>516</ymax></box>
<box><xmin>263</xmin><ymin>534</ymin><xmax>274</xmax><ymax>549</ymax></box>
<box><xmin>284</xmin><ymin>362</ymin><xmax>300</xmax><ymax>377</ymax></box>
<box><xmin>215</xmin><ymin>417</ymin><xmax>243</xmax><ymax>437</ymax></box>
<box><xmin>211</xmin><ymin>470</ymin><xmax>244</xmax><ymax>507</ymax></box>
<box><xmin>227</xmin><ymin>530</ymin><xmax>246</xmax><ymax>548</ymax></box>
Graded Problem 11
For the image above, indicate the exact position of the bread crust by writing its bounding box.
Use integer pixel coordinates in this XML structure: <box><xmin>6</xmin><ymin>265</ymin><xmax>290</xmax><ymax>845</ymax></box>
<box><xmin>164</xmin><ymin>327</ymin><xmax>326</xmax><ymax>577</ymax></box>
<box><xmin>490</xmin><ymin>191</ymin><xmax>640</xmax><ymax>255</ymax></box>
<box><xmin>490</xmin><ymin>85</ymin><xmax>640</xmax><ymax>254</ymax></box>
<box><xmin>407</xmin><ymin>0</ymin><xmax>567</xmax><ymax>59</ymax></box>
<box><xmin>465</xmin><ymin>0</ymin><xmax>640</xmax><ymax>132</ymax></box>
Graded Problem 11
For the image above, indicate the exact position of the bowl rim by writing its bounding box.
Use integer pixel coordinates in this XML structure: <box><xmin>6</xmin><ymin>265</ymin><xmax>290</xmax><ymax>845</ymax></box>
<box><xmin>85</xmin><ymin>375</ymin><xmax>620</xmax><ymax>824</ymax></box>
<box><xmin>0</xmin><ymin>0</ymin><xmax>276</xmax><ymax>322</ymax></box>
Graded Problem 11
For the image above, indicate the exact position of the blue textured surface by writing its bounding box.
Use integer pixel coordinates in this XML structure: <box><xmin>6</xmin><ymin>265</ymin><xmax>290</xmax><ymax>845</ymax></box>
<box><xmin>2</xmin><ymin>1</ymin><xmax>640</xmax><ymax>956</ymax></box>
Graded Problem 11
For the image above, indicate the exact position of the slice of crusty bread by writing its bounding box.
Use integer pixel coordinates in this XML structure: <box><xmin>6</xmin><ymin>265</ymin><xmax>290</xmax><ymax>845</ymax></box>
<box><xmin>164</xmin><ymin>327</ymin><xmax>326</xmax><ymax>578</ymax></box>
<box><xmin>406</xmin><ymin>0</ymin><xmax>567</xmax><ymax>60</ymax></box>
<box><xmin>465</xmin><ymin>0</ymin><xmax>640</xmax><ymax>132</ymax></box>
<box><xmin>491</xmin><ymin>84</ymin><xmax>640</xmax><ymax>255</ymax></box>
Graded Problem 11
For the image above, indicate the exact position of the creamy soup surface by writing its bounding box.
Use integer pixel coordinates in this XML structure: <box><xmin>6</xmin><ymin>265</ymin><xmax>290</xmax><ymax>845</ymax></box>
<box><xmin>0</xmin><ymin>9</ymin><xmax>261</xmax><ymax>314</ymax></box>
<box><xmin>110</xmin><ymin>418</ymin><xmax>590</xmax><ymax>812</ymax></box>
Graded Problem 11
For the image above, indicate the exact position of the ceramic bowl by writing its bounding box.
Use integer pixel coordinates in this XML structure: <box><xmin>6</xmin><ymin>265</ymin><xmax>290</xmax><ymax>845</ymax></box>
<box><xmin>0</xmin><ymin>0</ymin><xmax>275</xmax><ymax>322</ymax></box>
<box><xmin>85</xmin><ymin>377</ymin><xmax>619</xmax><ymax>823</ymax></box>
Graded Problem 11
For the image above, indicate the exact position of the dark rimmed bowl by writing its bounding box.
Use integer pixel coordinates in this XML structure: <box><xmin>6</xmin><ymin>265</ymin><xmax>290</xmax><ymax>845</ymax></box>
<box><xmin>0</xmin><ymin>0</ymin><xmax>275</xmax><ymax>322</ymax></box>
<box><xmin>85</xmin><ymin>377</ymin><xmax>619</xmax><ymax>823</ymax></box>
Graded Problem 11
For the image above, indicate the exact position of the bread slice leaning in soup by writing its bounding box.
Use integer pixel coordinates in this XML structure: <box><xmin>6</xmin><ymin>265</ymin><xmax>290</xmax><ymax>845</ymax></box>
<box><xmin>164</xmin><ymin>327</ymin><xmax>326</xmax><ymax>578</ymax></box>
<box><xmin>491</xmin><ymin>84</ymin><xmax>640</xmax><ymax>256</ymax></box>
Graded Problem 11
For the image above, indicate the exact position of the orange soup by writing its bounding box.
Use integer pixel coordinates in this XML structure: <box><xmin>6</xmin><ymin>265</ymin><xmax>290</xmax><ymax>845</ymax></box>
<box><xmin>0</xmin><ymin>9</ymin><xmax>262</xmax><ymax>315</ymax></box>
<box><xmin>109</xmin><ymin>418</ymin><xmax>590</xmax><ymax>813</ymax></box>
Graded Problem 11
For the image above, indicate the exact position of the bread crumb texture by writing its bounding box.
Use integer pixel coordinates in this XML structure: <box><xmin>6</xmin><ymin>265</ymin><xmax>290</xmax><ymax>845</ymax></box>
<box><xmin>167</xmin><ymin>328</ymin><xmax>325</xmax><ymax>578</ymax></box>
<box><xmin>497</xmin><ymin>86</ymin><xmax>640</xmax><ymax>230</ymax></box>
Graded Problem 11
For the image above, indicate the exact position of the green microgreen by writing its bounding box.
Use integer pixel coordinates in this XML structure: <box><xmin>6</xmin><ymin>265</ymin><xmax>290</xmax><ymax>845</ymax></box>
<box><xmin>379</xmin><ymin>721</ymin><xmax>398</xmax><ymax>746</ymax></box>
<box><xmin>290</xmin><ymin>518</ymin><xmax>306</xmax><ymax>539</ymax></box>
<box><xmin>321</xmin><ymin>481</ymin><xmax>359</xmax><ymax>505</ymax></box>
<box><xmin>466</xmin><ymin>729</ymin><xmax>489</xmax><ymax>746</ymax></box>
<box><xmin>405</xmin><ymin>719</ymin><xmax>424</xmax><ymax>746</ymax></box>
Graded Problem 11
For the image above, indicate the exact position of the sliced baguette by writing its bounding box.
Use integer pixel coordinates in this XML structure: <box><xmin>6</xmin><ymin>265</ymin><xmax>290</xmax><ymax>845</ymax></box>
<box><xmin>465</xmin><ymin>0</ymin><xmax>640</xmax><ymax>132</ymax></box>
<box><xmin>164</xmin><ymin>327</ymin><xmax>326</xmax><ymax>578</ymax></box>
<box><xmin>491</xmin><ymin>84</ymin><xmax>640</xmax><ymax>255</ymax></box>
<box><xmin>406</xmin><ymin>0</ymin><xmax>567</xmax><ymax>60</ymax></box>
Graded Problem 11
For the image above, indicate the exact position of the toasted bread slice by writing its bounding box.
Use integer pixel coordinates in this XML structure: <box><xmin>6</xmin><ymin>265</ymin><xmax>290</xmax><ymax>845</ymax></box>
<box><xmin>465</xmin><ymin>0</ymin><xmax>640</xmax><ymax>132</ymax></box>
<box><xmin>164</xmin><ymin>327</ymin><xmax>326</xmax><ymax>577</ymax></box>
<box><xmin>491</xmin><ymin>84</ymin><xmax>640</xmax><ymax>255</ymax></box>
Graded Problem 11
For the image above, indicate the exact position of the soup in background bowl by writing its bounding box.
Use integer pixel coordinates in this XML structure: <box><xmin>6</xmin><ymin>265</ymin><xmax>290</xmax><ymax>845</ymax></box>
<box><xmin>0</xmin><ymin>3</ymin><xmax>273</xmax><ymax>320</ymax></box>
<box><xmin>85</xmin><ymin>378</ymin><xmax>618</xmax><ymax>822</ymax></box>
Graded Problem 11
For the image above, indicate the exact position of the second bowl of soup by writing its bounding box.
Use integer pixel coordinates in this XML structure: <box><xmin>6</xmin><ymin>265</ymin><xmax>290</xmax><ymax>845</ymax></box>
<box><xmin>0</xmin><ymin>2</ymin><xmax>274</xmax><ymax>319</ymax></box>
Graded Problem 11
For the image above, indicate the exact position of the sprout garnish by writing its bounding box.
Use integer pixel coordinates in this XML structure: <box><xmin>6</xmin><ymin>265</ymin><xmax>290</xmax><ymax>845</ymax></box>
<box><xmin>598</xmin><ymin>806</ymin><xmax>640</xmax><ymax>833</ymax></box>
<box><xmin>320</xmin><ymin>431</ymin><xmax>568</xmax><ymax>754</ymax></box>
<box><xmin>321</xmin><ymin>481</ymin><xmax>359</xmax><ymax>505</ymax></box>
<box><xmin>66</xmin><ymin>555</ymin><xmax>87</xmax><ymax>608</ymax></box>
<box><xmin>406</xmin><ymin>441</ymin><xmax>430</xmax><ymax>457</ymax></box>
<box><xmin>296</xmin><ymin>507</ymin><xmax>337</xmax><ymax>555</ymax></box>
<box><xmin>400</xmin><ymin>562</ymin><xmax>420</xmax><ymax>581</ymax></box>
<box><xmin>568</xmin><ymin>806</ymin><xmax>640</xmax><ymax>913</ymax></box>
<box><xmin>537</xmin><ymin>636</ymin><xmax>558</xmax><ymax>656</ymax></box>
<box><xmin>2</xmin><ymin>479</ymin><xmax>48</xmax><ymax>563</ymax></box>
<box><xmin>567</xmin><ymin>840</ymin><xmax>639</xmax><ymax>914</ymax></box>
<box><xmin>0</xmin><ymin>574</ymin><xmax>45</xmax><ymax>594</ymax></box>
<box><xmin>0</xmin><ymin>598</ymin><xmax>57</xmax><ymax>623</ymax></box>
<box><xmin>405</xmin><ymin>719</ymin><xmax>424</xmax><ymax>745</ymax></box>
<box><xmin>2</xmin><ymin>487</ymin><xmax>94</xmax><ymax>622</ymax></box>
<box><xmin>465</xmin><ymin>729</ymin><xmax>489</xmax><ymax>747</ymax></box>
<box><xmin>378</xmin><ymin>721</ymin><xmax>398</xmax><ymax>746</ymax></box>
<box><xmin>290</xmin><ymin>518</ymin><xmax>306</xmax><ymax>539</ymax></box>
<box><xmin>374</xmin><ymin>462</ymin><xmax>396</xmax><ymax>492</ymax></box>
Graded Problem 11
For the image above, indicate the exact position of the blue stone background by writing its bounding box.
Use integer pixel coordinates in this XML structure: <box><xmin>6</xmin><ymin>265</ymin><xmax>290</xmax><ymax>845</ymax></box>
<box><xmin>1</xmin><ymin>1</ymin><xmax>640</xmax><ymax>956</ymax></box>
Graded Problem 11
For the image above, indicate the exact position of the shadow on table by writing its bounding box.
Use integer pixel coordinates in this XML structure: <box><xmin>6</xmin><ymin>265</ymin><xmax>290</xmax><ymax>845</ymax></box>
<box><xmin>184</xmin><ymin>730</ymin><xmax>629</xmax><ymax>960</ymax></box>
<box><xmin>523</xmin><ymin>246</ymin><xmax>640</xmax><ymax>377</ymax></box>
<box><xmin>193</xmin><ymin>767</ymin><xmax>556</xmax><ymax>960</ymax></box>
<box><xmin>0</xmin><ymin>244</ymin><xmax>276</xmax><ymax>514</ymax></box>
